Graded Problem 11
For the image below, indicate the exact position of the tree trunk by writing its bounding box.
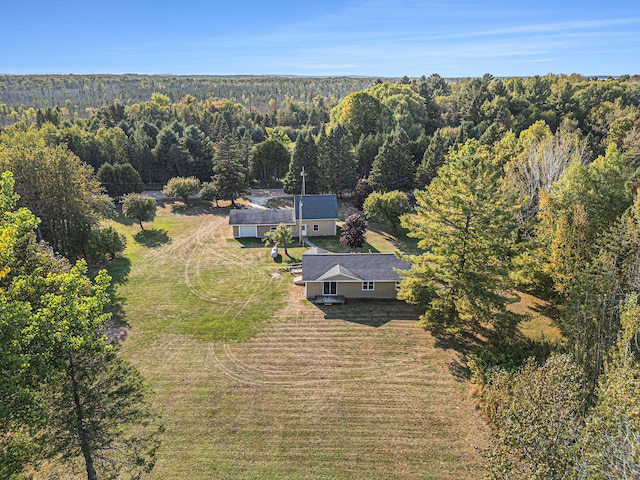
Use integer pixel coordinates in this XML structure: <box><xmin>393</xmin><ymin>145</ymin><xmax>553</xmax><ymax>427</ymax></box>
<box><xmin>139</xmin><ymin>220</ymin><xmax>145</xmax><ymax>230</ymax></box>
<box><xmin>68</xmin><ymin>353</ymin><xmax>97</xmax><ymax>480</ymax></box>
<box><xmin>284</xmin><ymin>243</ymin><xmax>294</xmax><ymax>260</ymax></box>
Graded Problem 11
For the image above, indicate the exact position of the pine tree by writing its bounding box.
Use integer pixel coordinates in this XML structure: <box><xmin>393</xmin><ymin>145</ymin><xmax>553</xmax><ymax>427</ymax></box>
<box><xmin>282</xmin><ymin>130</ymin><xmax>319</xmax><ymax>194</ymax></box>
<box><xmin>317</xmin><ymin>124</ymin><xmax>357</xmax><ymax>195</ymax></box>
<box><xmin>354</xmin><ymin>133</ymin><xmax>383</xmax><ymax>178</ymax></box>
<box><xmin>211</xmin><ymin>135</ymin><xmax>250</xmax><ymax>206</ymax></box>
<box><xmin>369</xmin><ymin>128</ymin><xmax>415</xmax><ymax>192</ymax></box>
<box><xmin>181</xmin><ymin>125</ymin><xmax>214</xmax><ymax>181</ymax></box>
<box><xmin>0</xmin><ymin>174</ymin><xmax>162</xmax><ymax>479</ymax></box>
<box><xmin>415</xmin><ymin>127</ymin><xmax>456</xmax><ymax>188</ymax></box>
<box><xmin>399</xmin><ymin>140</ymin><xmax>518</xmax><ymax>328</ymax></box>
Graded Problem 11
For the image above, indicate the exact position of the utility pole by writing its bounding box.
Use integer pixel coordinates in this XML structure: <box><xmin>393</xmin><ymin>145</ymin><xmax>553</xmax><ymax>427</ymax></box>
<box><xmin>298</xmin><ymin>197</ymin><xmax>304</xmax><ymax>244</ymax></box>
<box><xmin>299</xmin><ymin>166</ymin><xmax>305</xmax><ymax>244</ymax></box>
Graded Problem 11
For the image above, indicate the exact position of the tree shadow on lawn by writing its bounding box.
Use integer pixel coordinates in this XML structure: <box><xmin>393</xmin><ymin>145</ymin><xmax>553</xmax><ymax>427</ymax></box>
<box><xmin>133</xmin><ymin>228</ymin><xmax>171</xmax><ymax>248</ymax></box>
<box><xmin>316</xmin><ymin>299</ymin><xmax>420</xmax><ymax>327</ymax></box>
<box><xmin>112</xmin><ymin>212</ymin><xmax>137</xmax><ymax>227</ymax></box>
<box><xmin>234</xmin><ymin>237</ymin><xmax>266</xmax><ymax>249</ymax></box>
<box><xmin>90</xmin><ymin>256</ymin><xmax>132</xmax><ymax>343</ymax></box>
<box><xmin>169</xmin><ymin>200</ymin><xmax>220</xmax><ymax>216</ymax></box>
<box><xmin>430</xmin><ymin>327</ymin><xmax>491</xmax><ymax>382</ymax></box>
<box><xmin>431</xmin><ymin>315</ymin><xmax>528</xmax><ymax>382</ymax></box>
<box><xmin>311</xmin><ymin>226</ymin><xmax>380</xmax><ymax>253</ymax></box>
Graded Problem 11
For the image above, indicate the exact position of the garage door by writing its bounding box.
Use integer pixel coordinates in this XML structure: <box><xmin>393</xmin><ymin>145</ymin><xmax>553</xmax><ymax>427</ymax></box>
<box><xmin>238</xmin><ymin>225</ymin><xmax>257</xmax><ymax>237</ymax></box>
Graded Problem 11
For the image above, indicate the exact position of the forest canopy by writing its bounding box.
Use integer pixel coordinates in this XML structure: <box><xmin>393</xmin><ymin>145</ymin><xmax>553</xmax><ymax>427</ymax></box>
<box><xmin>2</xmin><ymin>72</ymin><xmax>640</xmax><ymax>478</ymax></box>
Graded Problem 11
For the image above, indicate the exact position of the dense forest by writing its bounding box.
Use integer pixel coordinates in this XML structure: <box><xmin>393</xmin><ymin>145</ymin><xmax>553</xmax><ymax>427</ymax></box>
<box><xmin>0</xmin><ymin>75</ymin><xmax>385</xmax><ymax>124</ymax></box>
<box><xmin>2</xmin><ymin>73</ymin><xmax>640</xmax><ymax>478</ymax></box>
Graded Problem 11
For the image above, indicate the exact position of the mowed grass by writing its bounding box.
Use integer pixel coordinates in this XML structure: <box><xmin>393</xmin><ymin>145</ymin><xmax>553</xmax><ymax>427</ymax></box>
<box><xmin>107</xmin><ymin>202</ymin><xmax>291</xmax><ymax>342</ymax></box>
<box><xmin>97</xmin><ymin>201</ymin><xmax>490</xmax><ymax>479</ymax></box>
<box><xmin>508</xmin><ymin>290</ymin><xmax>563</xmax><ymax>342</ymax></box>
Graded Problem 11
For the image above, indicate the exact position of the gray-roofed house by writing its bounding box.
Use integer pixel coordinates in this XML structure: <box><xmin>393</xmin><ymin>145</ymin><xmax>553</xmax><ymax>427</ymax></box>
<box><xmin>301</xmin><ymin>251</ymin><xmax>410</xmax><ymax>301</ymax></box>
<box><xmin>229</xmin><ymin>209</ymin><xmax>295</xmax><ymax>238</ymax></box>
<box><xmin>229</xmin><ymin>194</ymin><xmax>339</xmax><ymax>238</ymax></box>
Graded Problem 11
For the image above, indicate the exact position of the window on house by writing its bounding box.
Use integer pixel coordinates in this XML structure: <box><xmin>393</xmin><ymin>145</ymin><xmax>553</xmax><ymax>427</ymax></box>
<box><xmin>270</xmin><ymin>226</ymin><xmax>277</xmax><ymax>232</ymax></box>
<box><xmin>313</xmin><ymin>224</ymin><xmax>319</xmax><ymax>231</ymax></box>
<box><xmin>362</xmin><ymin>281</ymin><xmax>375</xmax><ymax>290</ymax></box>
<box><xmin>323</xmin><ymin>281</ymin><xmax>337</xmax><ymax>295</ymax></box>
<box><xmin>396</xmin><ymin>282</ymin><xmax>401</xmax><ymax>291</ymax></box>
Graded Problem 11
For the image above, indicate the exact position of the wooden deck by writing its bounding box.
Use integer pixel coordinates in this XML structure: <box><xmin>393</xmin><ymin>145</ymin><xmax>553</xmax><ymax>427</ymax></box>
<box><xmin>311</xmin><ymin>295</ymin><xmax>346</xmax><ymax>305</ymax></box>
<box><xmin>288</xmin><ymin>263</ymin><xmax>302</xmax><ymax>275</ymax></box>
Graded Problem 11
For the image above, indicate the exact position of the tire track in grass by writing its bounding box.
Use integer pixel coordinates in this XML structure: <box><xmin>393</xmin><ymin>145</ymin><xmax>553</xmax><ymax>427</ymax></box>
<box><xmin>144</xmin><ymin>213</ymin><xmax>280</xmax><ymax>323</ymax></box>
<box><xmin>207</xmin><ymin>316</ymin><xmax>425</xmax><ymax>388</ymax></box>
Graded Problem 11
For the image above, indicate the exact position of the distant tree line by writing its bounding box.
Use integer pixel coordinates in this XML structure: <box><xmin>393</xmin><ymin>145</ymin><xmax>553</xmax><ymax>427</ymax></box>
<box><xmin>0</xmin><ymin>74</ymin><xmax>382</xmax><ymax>125</ymax></box>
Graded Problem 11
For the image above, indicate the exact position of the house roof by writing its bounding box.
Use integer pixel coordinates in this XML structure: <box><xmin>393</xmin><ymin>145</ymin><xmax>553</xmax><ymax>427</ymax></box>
<box><xmin>294</xmin><ymin>195</ymin><xmax>339</xmax><ymax>220</ymax></box>
<box><xmin>316</xmin><ymin>264</ymin><xmax>362</xmax><ymax>281</ymax></box>
<box><xmin>304</xmin><ymin>247</ymin><xmax>329</xmax><ymax>255</ymax></box>
<box><xmin>301</xmin><ymin>253</ymin><xmax>410</xmax><ymax>282</ymax></box>
<box><xmin>228</xmin><ymin>208</ymin><xmax>295</xmax><ymax>226</ymax></box>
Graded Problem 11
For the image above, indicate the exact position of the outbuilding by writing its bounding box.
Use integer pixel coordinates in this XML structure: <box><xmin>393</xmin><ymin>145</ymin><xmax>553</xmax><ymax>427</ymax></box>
<box><xmin>229</xmin><ymin>194</ymin><xmax>339</xmax><ymax>238</ymax></box>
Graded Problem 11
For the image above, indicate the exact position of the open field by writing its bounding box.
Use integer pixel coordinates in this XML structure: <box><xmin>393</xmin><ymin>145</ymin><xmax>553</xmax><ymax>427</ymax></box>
<box><xmin>86</xmin><ymin>199</ymin><xmax>498</xmax><ymax>479</ymax></box>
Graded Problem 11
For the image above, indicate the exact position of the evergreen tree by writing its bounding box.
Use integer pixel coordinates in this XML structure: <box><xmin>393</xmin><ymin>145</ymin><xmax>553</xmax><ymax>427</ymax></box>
<box><xmin>211</xmin><ymin>135</ymin><xmax>250</xmax><ymax>206</ymax></box>
<box><xmin>250</xmin><ymin>137</ymin><xmax>290</xmax><ymax>185</ymax></box>
<box><xmin>209</xmin><ymin>112</ymin><xmax>230</xmax><ymax>143</ymax></box>
<box><xmin>369</xmin><ymin>128</ymin><xmax>415</xmax><ymax>192</ymax></box>
<box><xmin>41</xmin><ymin>349</ymin><xmax>162</xmax><ymax>480</ymax></box>
<box><xmin>282</xmin><ymin>130</ymin><xmax>319</xmax><ymax>194</ymax></box>
<box><xmin>181</xmin><ymin>124</ymin><xmax>214</xmax><ymax>181</ymax></box>
<box><xmin>152</xmin><ymin>128</ymin><xmax>189</xmax><ymax>182</ymax></box>
<box><xmin>97</xmin><ymin>162</ymin><xmax>143</xmax><ymax>199</ymax></box>
<box><xmin>317</xmin><ymin>124</ymin><xmax>357</xmax><ymax>195</ymax></box>
<box><xmin>415</xmin><ymin>128</ymin><xmax>456</xmax><ymax>187</ymax></box>
<box><xmin>354</xmin><ymin>133</ymin><xmax>383</xmax><ymax>178</ymax></box>
<box><xmin>400</xmin><ymin>140</ymin><xmax>518</xmax><ymax>328</ymax></box>
<box><xmin>354</xmin><ymin>178</ymin><xmax>373</xmax><ymax>210</ymax></box>
<box><xmin>239</xmin><ymin>130</ymin><xmax>253</xmax><ymax>184</ymax></box>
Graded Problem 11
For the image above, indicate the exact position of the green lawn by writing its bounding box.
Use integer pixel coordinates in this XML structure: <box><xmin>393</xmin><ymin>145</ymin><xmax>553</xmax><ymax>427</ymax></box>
<box><xmin>76</xmin><ymin>200</ymin><xmax>492</xmax><ymax>479</ymax></box>
<box><xmin>107</xmin><ymin>204</ymin><xmax>292</xmax><ymax>342</ymax></box>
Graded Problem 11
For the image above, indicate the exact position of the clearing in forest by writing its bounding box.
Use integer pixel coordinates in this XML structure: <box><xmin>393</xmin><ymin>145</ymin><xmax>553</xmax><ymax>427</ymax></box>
<box><xmin>100</xmin><ymin>200</ymin><xmax>490</xmax><ymax>479</ymax></box>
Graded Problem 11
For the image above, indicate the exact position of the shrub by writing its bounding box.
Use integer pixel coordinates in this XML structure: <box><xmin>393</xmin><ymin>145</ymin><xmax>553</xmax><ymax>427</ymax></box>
<box><xmin>87</xmin><ymin>227</ymin><xmax>126</xmax><ymax>263</ymax></box>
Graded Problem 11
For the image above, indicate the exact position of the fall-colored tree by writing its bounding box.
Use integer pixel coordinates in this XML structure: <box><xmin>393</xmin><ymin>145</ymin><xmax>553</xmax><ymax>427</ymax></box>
<box><xmin>340</xmin><ymin>214</ymin><xmax>368</xmax><ymax>252</ymax></box>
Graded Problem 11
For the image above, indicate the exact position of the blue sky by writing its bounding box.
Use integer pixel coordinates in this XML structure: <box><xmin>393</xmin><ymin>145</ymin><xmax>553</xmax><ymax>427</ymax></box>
<box><xmin>2</xmin><ymin>0</ymin><xmax>639</xmax><ymax>77</ymax></box>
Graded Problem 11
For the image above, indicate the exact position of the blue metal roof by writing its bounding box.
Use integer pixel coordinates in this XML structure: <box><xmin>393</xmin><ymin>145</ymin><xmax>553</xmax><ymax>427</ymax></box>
<box><xmin>294</xmin><ymin>195</ymin><xmax>339</xmax><ymax>220</ymax></box>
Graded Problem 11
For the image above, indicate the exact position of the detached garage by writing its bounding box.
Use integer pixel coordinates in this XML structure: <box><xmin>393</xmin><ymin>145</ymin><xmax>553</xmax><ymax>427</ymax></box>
<box><xmin>229</xmin><ymin>209</ymin><xmax>296</xmax><ymax>238</ymax></box>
